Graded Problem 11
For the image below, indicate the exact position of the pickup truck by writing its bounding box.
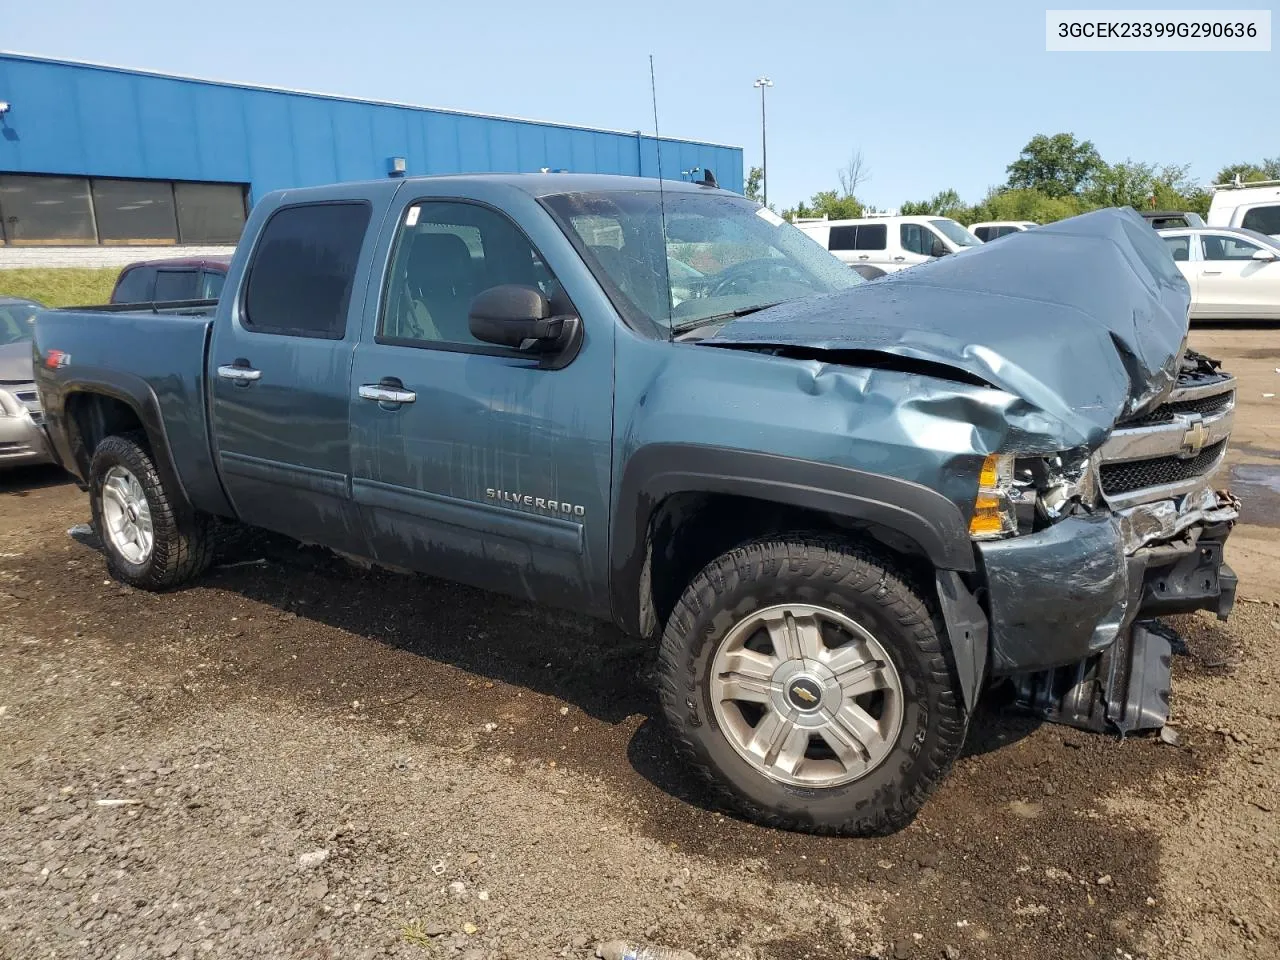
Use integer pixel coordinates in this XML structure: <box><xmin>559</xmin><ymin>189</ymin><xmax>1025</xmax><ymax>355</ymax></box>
<box><xmin>33</xmin><ymin>175</ymin><xmax>1239</xmax><ymax>835</ymax></box>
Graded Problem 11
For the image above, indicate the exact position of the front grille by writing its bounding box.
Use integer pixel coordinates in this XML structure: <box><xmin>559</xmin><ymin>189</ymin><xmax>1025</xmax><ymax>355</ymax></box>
<box><xmin>1129</xmin><ymin>391</ymin><xmax>1234</xmax><ymax>426</ymax></box>
<box><xmin>1100</xmin><ymin>439</ymin><xmax>1228</xmax><ymax>495</ymax></box>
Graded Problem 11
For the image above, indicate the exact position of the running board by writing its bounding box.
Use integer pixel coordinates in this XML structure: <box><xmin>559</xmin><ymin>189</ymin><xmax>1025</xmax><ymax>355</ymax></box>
<box><xmin>1009</xmin><ymin>621</ymin><xmax>1174</xmax><ymax>735</ymax></box>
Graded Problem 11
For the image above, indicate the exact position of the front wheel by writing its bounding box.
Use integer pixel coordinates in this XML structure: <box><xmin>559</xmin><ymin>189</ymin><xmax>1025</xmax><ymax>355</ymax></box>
<box><xmin>89</xmin><ymin>433</ymin><xmax>214</xmax><ymax>590</ymax></box>
<box><xmin>657</xmin><ymin>536</ymin><xmax>967</xmax><ymax>835</ymax></box>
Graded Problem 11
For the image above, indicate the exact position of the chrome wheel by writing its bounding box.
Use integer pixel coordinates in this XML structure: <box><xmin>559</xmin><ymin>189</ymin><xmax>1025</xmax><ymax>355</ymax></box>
<box><xmin>100</xmin><ymin>465</ymin><xmax>154</xmax><ymax>565</ymax></box>
<box><xmin>709</xmin><ymin>603</ymin><xmax>904</xmax><ymax>788</ymax></box>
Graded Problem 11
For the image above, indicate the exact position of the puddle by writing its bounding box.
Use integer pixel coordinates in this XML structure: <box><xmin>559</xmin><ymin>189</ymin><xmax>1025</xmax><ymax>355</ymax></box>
<box><xmin>1230</xmin><ymin>464</ymin><xmax>1280</xmax><ymax>528</ymax></box>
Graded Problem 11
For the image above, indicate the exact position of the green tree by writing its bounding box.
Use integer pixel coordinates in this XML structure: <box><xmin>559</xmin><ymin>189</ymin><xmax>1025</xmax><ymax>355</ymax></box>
<box><xmin>744</xmin><ymin>166</ymin><xmax>763</xmax><ymax>203</ymax></box>
<box><xmin>1214</xmin><ymin>158</ymin><xmax>1280</xmax><ymax>184</ymax></box>
<box><xmin>1006</xmin><ymin>133</ymin><xmax>1105</xmax><ymax>198</ymax></box>
<box><xmin>900</xmin><ymin>188</ymin><xmax>970</xmax><ymax>221</ymax></box>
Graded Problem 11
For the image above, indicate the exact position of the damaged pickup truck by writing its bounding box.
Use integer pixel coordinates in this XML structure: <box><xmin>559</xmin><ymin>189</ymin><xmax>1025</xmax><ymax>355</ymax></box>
<box><xmin>32</xmin><ymin>175</ymin><xmax>1237</xmax><ymax>835</ymax></box>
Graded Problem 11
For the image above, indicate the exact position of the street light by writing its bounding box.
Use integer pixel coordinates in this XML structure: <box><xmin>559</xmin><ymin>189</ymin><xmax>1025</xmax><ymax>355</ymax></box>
<box><xmin>753</xmin><ymin>77</ymin><xmax>773</xmax><ymax>207</ymax></box>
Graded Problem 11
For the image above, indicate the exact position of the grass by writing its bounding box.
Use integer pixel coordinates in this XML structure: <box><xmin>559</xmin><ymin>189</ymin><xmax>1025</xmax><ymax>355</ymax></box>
<box><xmin>0</xmin><ymin>268</ymin><xmax>120</xmax><ymax>308</ymax></box>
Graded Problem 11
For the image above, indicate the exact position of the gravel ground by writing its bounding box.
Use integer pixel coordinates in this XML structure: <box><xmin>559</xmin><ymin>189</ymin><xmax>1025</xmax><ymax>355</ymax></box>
<box><xmin>1</xmin><ymin>327</ymin><xmax>1277</xmax><ymax>960</ymax></box>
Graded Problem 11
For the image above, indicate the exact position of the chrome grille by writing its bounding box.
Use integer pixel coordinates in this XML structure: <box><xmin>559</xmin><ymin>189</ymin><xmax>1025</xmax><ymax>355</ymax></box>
<box><xmin>1100</xmin><ymin>439</ymin><xmax>1228</xmax><ymax>495</ymax></box>
<box><xmin>1129</xmin><ymin>391</ymin><xmax>1233</xmax><ymax>426</ymax></box>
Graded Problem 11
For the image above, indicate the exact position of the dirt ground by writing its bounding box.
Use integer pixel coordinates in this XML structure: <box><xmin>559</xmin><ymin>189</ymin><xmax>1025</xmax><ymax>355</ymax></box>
<box><xmin>2</xmin><ymin>327</ymin><xmax>1277</xmax><ymax>960</ymax></box>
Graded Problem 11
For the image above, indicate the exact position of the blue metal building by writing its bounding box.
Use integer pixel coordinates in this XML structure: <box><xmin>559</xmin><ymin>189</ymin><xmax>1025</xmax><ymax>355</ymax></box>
<box><xmin>0</xmin><ymin>52</ymin><xmax>741</xmax><ymax>247</ymax></box>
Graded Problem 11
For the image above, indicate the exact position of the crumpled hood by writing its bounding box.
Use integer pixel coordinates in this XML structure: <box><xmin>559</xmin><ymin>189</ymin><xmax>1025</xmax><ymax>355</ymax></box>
<box><xmin>0</xmin><ymin>340</ymin><xmax>35</xmax><ymax>383</ymax></box>
<box><xmin>706</xmin><ymin>207</ymin><xmax>1190</xmax><ymax>451</ymax></box>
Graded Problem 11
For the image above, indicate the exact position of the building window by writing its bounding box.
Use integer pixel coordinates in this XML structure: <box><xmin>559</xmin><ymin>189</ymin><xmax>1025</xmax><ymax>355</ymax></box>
<box><xmin>0</xmin><ymin>175</ymin><xmax>97</xmax><ymax>246</ymax></box>
<box><xmin>0</xmin><ymin>173</ymin><xmax>247</xmax><ymax>247</ymax></box>
<box><xmin>92</xmin><ymin>178</ymin><xmax>180</xmax><ymax>245</ymax></box>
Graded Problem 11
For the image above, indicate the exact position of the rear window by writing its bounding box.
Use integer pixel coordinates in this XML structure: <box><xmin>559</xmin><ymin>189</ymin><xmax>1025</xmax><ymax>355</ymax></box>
<box><xmin>153</xmin><ymin>269</ymin><xmax>200</xmax><ymax>302</ymax></box>
<box><xmin>1241</xmin><ymin>205</ymin><xmax>1280</xmax><ymax>237</ymax></box>
<box><xmin>828</xmin><ymin>225</ymin><xmax>857</xmax><ymax>251</ymax></box>
<box><xmin>112</xmin><ymin>266</ymin><xmax>155</xmax><ymax>304</ymax></box>
<box><xmin>973</xmin><ymin>226</ymin><xmax>993</xmax><ymax>242</ymax></box>
<box><xmin>243</xmin><ymin>202</ymin><xmax>371</xmax><ymax>338</ymax></box>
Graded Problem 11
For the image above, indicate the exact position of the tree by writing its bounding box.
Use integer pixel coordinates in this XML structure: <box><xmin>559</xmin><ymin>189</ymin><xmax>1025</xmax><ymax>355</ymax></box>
<box><xmin>1006</xmin><ymin>133</ymin><xmax>1105</xmax><ymax>198</ymax></box>
<box><xmin>900</xmin><ymin>188</ymin><xmax>969</xmax><ymax>221</ymax></box>
<box><xmin>744</xmin><ymin>166</ymin><xmax>763</xmax><ymax>203</ymax></box>
<box><xmin>1214</xmin><ymin>158</ymin><xmax>1280</xmax><ymax>184</ymax></box>
<box><xmin>838</xmin><ymin>150</ymin><xmax>870</xmax><ymax>198</ymax></box>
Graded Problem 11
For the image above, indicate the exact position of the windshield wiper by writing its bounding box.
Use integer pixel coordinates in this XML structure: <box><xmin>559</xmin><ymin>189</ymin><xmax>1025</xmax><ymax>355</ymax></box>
<box><xmin>671</xmin><ymin>301</ymin><xmax>785</xmax><ymax>335</ymax></box>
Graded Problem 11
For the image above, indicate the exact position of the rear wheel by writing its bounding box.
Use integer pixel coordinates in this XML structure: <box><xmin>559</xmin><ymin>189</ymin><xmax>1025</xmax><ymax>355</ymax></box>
<box><xmin>89</xmin><ymin>433</ymin><xmax>214</xmax><ymax>590</ymax></box>
<box><xmin>657</xmin><ymin>536</ymin><xmax>967</xmax><ymax>835</ymax></box>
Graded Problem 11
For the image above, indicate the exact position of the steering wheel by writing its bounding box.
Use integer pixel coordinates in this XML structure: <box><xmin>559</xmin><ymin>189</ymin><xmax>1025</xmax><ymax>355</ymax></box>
<box><xmin>707</xmin><ymin>258</ymin><xmax>805</xmax><ymax>298</ymax></box>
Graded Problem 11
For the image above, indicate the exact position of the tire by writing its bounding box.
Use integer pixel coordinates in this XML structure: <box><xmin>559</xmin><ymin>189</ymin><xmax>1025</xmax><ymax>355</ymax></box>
<box><xmin>657</xmin><ymin>535</ymin><xmax>967</xmax><ymax>835</ymax></box>
<box><xmin>89</xmin><ymin>432</ymin><xmax>214</xmax><ymax>590</ymax></box>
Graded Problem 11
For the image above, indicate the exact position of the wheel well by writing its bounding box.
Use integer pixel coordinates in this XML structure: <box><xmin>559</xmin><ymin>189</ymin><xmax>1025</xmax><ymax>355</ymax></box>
<box><xmin>640</xmin><ymin>492</ymin><xmax>937</xmax><ymax>638</ymax></box>
<box><xmin>65</xmin><ymin>392</ymin><xmax>146</xmax><ymax>476</ymax></box>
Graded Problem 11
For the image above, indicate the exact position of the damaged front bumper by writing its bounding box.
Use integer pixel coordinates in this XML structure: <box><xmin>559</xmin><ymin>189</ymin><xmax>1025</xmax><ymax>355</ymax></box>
<box><xmin>946</xmin><ymin>487</ymin><xmax>1238</xmax><ymax>734</ymax></box>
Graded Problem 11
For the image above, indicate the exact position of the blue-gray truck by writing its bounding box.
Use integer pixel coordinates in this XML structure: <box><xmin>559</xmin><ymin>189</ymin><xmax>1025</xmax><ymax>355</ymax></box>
<box><xmin>31</xmin><ymin>174</ymin><xmax>1238</xmax><ymax>835</ymax></box>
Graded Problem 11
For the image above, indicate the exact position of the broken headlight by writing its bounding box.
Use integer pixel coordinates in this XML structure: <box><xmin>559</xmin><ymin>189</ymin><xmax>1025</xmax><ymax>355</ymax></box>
<box><xmin>969</xmin><ymin>451</ymin><xmax>1098</xmax><ymax>540</ymax></box>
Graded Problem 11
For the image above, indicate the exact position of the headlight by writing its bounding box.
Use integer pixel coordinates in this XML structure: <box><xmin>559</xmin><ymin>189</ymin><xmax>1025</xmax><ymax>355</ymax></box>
<box><xmin>969</xmin><ymin>454</ymin><xmax>1018</xmax><ymax>540</ymax></box>
<box><xmin>0</xmin><ymin>389</ymin><xmax>20</xmax><ymax>418</ymax></box>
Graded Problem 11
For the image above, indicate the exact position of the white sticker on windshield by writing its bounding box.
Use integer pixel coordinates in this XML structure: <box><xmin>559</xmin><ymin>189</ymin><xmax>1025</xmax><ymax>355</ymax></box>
<box><xmin>756</xmin><ymin>207</ymin><xmax>784</xmax><ymax>226</ymax></box>
<box><xmin>405</xmin><ymin>205</ymin><xmax>421</xmax><ymax>227</ymax></box>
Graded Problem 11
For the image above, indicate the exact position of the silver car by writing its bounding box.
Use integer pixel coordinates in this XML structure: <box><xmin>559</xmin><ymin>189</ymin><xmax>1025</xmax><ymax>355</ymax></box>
<box><xmin>0</xmin><ymin>296</ymin><xmax>52</xmax><ymax>468</ymax></box>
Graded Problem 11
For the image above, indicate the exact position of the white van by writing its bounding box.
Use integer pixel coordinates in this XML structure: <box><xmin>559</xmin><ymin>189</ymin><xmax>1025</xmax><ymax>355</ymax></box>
<box><xmin>795</xmin><ymin>215</ymin><xmax>982</xmax><ymax>278</ymax></box>
<box><xmin>1207</xmin><ymin>179</ymin><xmax>1280</xmax><ymax>240</ymax></box>
<box><xmin>968</xmin><ymin>221</ymin><xmax>1038</xmax><ymax>242</ymax></box>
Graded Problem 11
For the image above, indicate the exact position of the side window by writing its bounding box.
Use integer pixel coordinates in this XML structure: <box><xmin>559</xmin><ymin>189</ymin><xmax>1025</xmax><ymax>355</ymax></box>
<box><xmin>900</xmin><ymin>223</ymin><xmax>937</xmax><ymax>256</ymax></box>
<box><xmin>201</xmin><ymin>270</ymin><xmax>227</xmax><ymax>300</ymax></box>
<box><xmin>828</xmin><ymin>225</ymin><xmax>857</xmax><ymax>251</ymax></box>
<box><xmin>1162</xmin><ymin>235</ymin><xmax>1191</xmax><ymax>262</ymax></box>
<box><xmin>380</xmin><ymin>201</ymin><xmax>563</xmax><ymax>348</ymax></box>
<box><xmin>243</xmin><ymin>202</ymin><xmax>371</xmax><ymax>339</ymax></box>
<box><xmin>154</xmin><ymin>269</ymin><xmax>199</xmax><ymax>302</ymax></box>
<box><xmin>112</xmin><ymin>266</ymin><xmax>155</xmax><ymax>303</ymax></box>
<box><xmin>854</xmin><ymin>223</ymin><xmax>886</xmax><ymax>250</ymax></box>
<box><xmin>1241</xmin><ymin>205</ymin><xmax>1280</xmax><ymax>237</ymax></box>
<box><xmin>1201</xmin><ymin>234</ymin><xmax>1261</xmax><ymax>261</ymax></box>
<box><xmin>973</xmin><ymin>226</ymin><xmax>992</xmax><ymax>242</ymax></box>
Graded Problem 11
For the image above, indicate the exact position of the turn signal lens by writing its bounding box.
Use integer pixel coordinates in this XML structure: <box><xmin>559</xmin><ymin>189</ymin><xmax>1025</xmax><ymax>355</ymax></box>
<box><xmin>969</xmin><ymin>455</ymin><xmax>1018</xmax><ymax>540</ymax></box>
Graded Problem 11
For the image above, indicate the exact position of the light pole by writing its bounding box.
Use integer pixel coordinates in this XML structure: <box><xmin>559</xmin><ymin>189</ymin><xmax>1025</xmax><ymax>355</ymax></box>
<box><xmin>753</xmin><ymin>77</ymin><xmax>773</xmax><ymax>207</ymax></box>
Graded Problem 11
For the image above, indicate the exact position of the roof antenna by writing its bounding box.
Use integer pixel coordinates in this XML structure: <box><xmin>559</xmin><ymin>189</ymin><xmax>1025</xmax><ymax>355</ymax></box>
<box><xmin>650</xmin><ymin>54</ymin><xmax>674</xmax><ymax>335</ymax></box>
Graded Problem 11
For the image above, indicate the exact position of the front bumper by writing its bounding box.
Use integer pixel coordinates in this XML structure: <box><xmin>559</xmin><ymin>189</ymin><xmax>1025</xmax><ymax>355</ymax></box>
<box><xmin>954</xmin><ymin>487</ymin><xmax>1238</xmax><ymax>734</ymax></box>
<box><xmin>0</xmin><ymin>412</ymin><xmax>52</xmax><ymax>468</ymax></box>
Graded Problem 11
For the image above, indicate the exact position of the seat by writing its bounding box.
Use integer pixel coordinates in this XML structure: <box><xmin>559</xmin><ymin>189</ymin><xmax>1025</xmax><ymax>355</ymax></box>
<box><xmin>406</xmin><ymin>232</ymin><xmax>479</xmax><ymax>342</ymax></box>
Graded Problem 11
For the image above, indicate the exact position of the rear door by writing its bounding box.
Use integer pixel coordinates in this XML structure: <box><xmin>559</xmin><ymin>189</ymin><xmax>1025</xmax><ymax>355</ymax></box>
<box><xmin>208</xmin><ymin>195</ymin><xmax>382</xmax><ymax>555</ymax></box>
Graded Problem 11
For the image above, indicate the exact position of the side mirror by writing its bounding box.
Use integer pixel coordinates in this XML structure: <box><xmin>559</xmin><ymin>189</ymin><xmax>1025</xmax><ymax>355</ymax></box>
<box><xmin>468</xmin><ymin>285</ymin><xmax>582</xmax><ymax>367</ymax></box>
<box><xmin>1252</xmin><ymin>248</ymin><xmax>1278</xmax><ymax>261</ymax></box>
<box><xmin>929</xmin><ymin>239</ymin><xmax>949</xmax><ymax>258</ymax></box>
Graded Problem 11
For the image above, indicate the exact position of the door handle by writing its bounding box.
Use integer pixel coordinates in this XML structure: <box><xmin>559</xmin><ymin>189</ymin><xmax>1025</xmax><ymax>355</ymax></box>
<box><xmin>359</xmin><ymin>377</ymin><xmax>416</xmax><ymax>404</ymax></box>
<box><xmin>216</xmin><ymin>363</ymin><xmax>261</xmax><ymax>382</ymax></box>
<box><xmin>892</xmin><ymin>256</ymin><xmax>906</xmax><ymax>262</ymax></box>
<box><xmin>858</xmin><ymin>255</ymin><xmax>870</xmax><ymax>260</ymax></box>
<box><xmin>1202</xmin><ymin>270</ymin><xmax>1223</xmax><ymax>276</ymax></box>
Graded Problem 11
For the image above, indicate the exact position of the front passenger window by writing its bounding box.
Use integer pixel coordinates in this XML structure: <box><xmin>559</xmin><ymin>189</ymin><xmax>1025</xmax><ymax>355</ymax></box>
<box><xmin>900</xmin><ymin>223</ymin><xmax>938</xmax><ymax>256</ymax></box>
<box><xmin>381</xmin><ymin>201</ymin><xmax>562</xmax><ymax>347</ymax></box>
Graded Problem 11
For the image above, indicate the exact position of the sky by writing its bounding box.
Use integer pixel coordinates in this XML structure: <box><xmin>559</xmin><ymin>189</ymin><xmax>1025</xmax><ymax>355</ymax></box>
<box><xmin>5</xmin><ymin>0</ymin><xmax>1277</xmax><ymax>210</ymax></box>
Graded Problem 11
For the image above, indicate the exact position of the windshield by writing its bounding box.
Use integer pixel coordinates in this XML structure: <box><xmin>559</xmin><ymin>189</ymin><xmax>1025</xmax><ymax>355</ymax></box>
<box><xmin>0</xmin><ymin>302</ymin><xmax>39</xmax><ymax>347</ymax></box>
<box><xmin>542</xmin><ymin>190</ymin><xmax>862</xmax><ymax>335</ymax></box>
<box><xmin>929</xmin><ymin>219</ymin><xmax>982</xmax><ymax>248</ymax></box>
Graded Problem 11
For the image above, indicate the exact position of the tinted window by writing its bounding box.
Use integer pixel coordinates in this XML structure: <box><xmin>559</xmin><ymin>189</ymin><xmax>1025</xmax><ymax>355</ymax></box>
<box><xmin>901</xmin><ymin>223</ymin><xmax>939</xmax><ymax>256</ymax></box>
<box><xmin>828</xmin><ymin>225</ymin><xmax>857</xmax><ymax>251</ymax></box>
<box><xmin>973</xmin><ymin>226</ymin><xmax>993</xmax><ymax>241</ymax></box>
<box><xmin>153</xmin><ymin>269</ymin><xmax>200</xmax><ymax>302</ymax></box>
<box><xmin>0</xmin><ymin>175</ymin><xmax>95</xmax><ymax>245</ymax></box>
<box><xmin>1162</xmin><ymin>235</ymin><xmax>1191</xmax><ymax>262</ymax></box>
<box><xmin>854</xmin><ymin>223</ymin><xmax>886</xmax><ymax>250</ymax></box>
<box><xmin>111</xmin><ymin>266</ymin><xmax>156</xmax><ymax>304</ymax></box>
<box><xmin>244</xmin><ymin>202</ymin><xmax>371</xmax><ymax>339</ymax></box>
<box><xmin>381</xmin><ymin>201</ymin><xmax>562</xmax><ymax>347</ymax></box>
<box><xmin>92</xmin><ymin>179</ymin><xmax>178</xmax><ymax>244</ymax></box>
<box><xmin>1241</xmin><ymin>205</ymin><xmax>1280</xmax><ymax>237</ymax></box>
<box><xmin>201</xmin><ymin>270</ymin><xmax>227</xmax><ymax>300</ymax></box>
<box><xmin>175</xmin><ymin>182</ymin><xmax>247</xmax><ymax>244</ymax></box>
<box><xmin>1201</xmin><ymin>234</ymin><xmax>1262</xmax><ymax>261</ymax></box>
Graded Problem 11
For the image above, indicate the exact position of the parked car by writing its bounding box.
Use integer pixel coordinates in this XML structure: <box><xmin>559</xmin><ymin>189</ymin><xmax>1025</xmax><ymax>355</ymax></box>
<box><xmin>0</xmin><ymin>295</ymin><xmax>52</xmax><ymax>468</ymax></box>
<box><xmin>1157</xmin><ymin>226</ymin><xmax>1280</xmax><ymax>321</ymax></box>
<box><xmin>1207</xmin><ymin>178</ymin><xmax>1280</xmax><ymax>240</ymax></box>
<box><xmin>110</xmin><ymin>256</ymin><xmax>231</xmax><ymax>304</ymax></box>
<box><xmin>33</xmin><ymin>178</ymin><xmax>1238</xmax><ymax>835</ymax></box>
<box><xmin>1139</xmin><ymin>211</ymin><xmax>1205</xmax><ymax>230</ymax></box>
<box><xmin>968</xmin><ymin>221</ymin><xmax>1037</xmax><ymax>241</ymax></box>
<box><xmin>794</xmin><ymin>215</ymin><xmax>981</xmax><ymax>278</ymax></box>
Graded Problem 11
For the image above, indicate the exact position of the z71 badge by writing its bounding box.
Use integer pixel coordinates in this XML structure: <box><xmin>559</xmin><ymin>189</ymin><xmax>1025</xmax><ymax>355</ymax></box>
<box><xmin>486</xmin><ymin>488</ymin><xmax>585</xmax><ymax>518</ymax></box>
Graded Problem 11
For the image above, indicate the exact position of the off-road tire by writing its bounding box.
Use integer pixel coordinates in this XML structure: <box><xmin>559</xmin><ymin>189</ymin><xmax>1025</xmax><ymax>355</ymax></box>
<box><xmin>657</xmin><ymin>535</ymin><xmax>967</xmax><ymax>835</ymax></box>
<box><xmin>89</xmin><ymin>432</ymin><xmax>214</xmax><ymax>590</ymax></box>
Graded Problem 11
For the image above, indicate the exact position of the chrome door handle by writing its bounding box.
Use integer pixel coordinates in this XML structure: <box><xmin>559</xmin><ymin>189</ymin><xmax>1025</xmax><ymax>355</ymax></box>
<box><xmin>858</xmin><ymin>255</ymin><xmax>870</xmax><ymax>260</ymax></box>
<box><xmin>359</xmin><ymin>384</ymin><xmax>417</xmax><ymax>404</ymax></box>
<box><xmin>892</xmin><ymin>256</ymin><xmax>906</xmax><ymax>262</ymax></box>
<box><xmin>217</xmin><ymin>364</ymin><xmax>261</xmax><ymax>382</ymax></box>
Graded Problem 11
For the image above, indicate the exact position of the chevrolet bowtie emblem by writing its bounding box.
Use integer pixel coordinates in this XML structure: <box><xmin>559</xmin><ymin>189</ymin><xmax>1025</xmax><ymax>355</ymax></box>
<box><xmin>790</xmin><ymin>685</ymin><xmax>819</xmax><ymax>704</ymax></box>
<box><xmin>1179</xmin><ymin>415</ymin><xmax>1207</xmax><ymax>459</ymax></box>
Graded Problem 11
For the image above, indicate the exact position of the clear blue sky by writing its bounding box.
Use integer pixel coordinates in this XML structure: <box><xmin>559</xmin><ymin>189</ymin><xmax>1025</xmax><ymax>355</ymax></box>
<box><xmin>6</xmin><ymin>0</ymin><xmax>1277</xmax><ymax>209</ymax></box>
